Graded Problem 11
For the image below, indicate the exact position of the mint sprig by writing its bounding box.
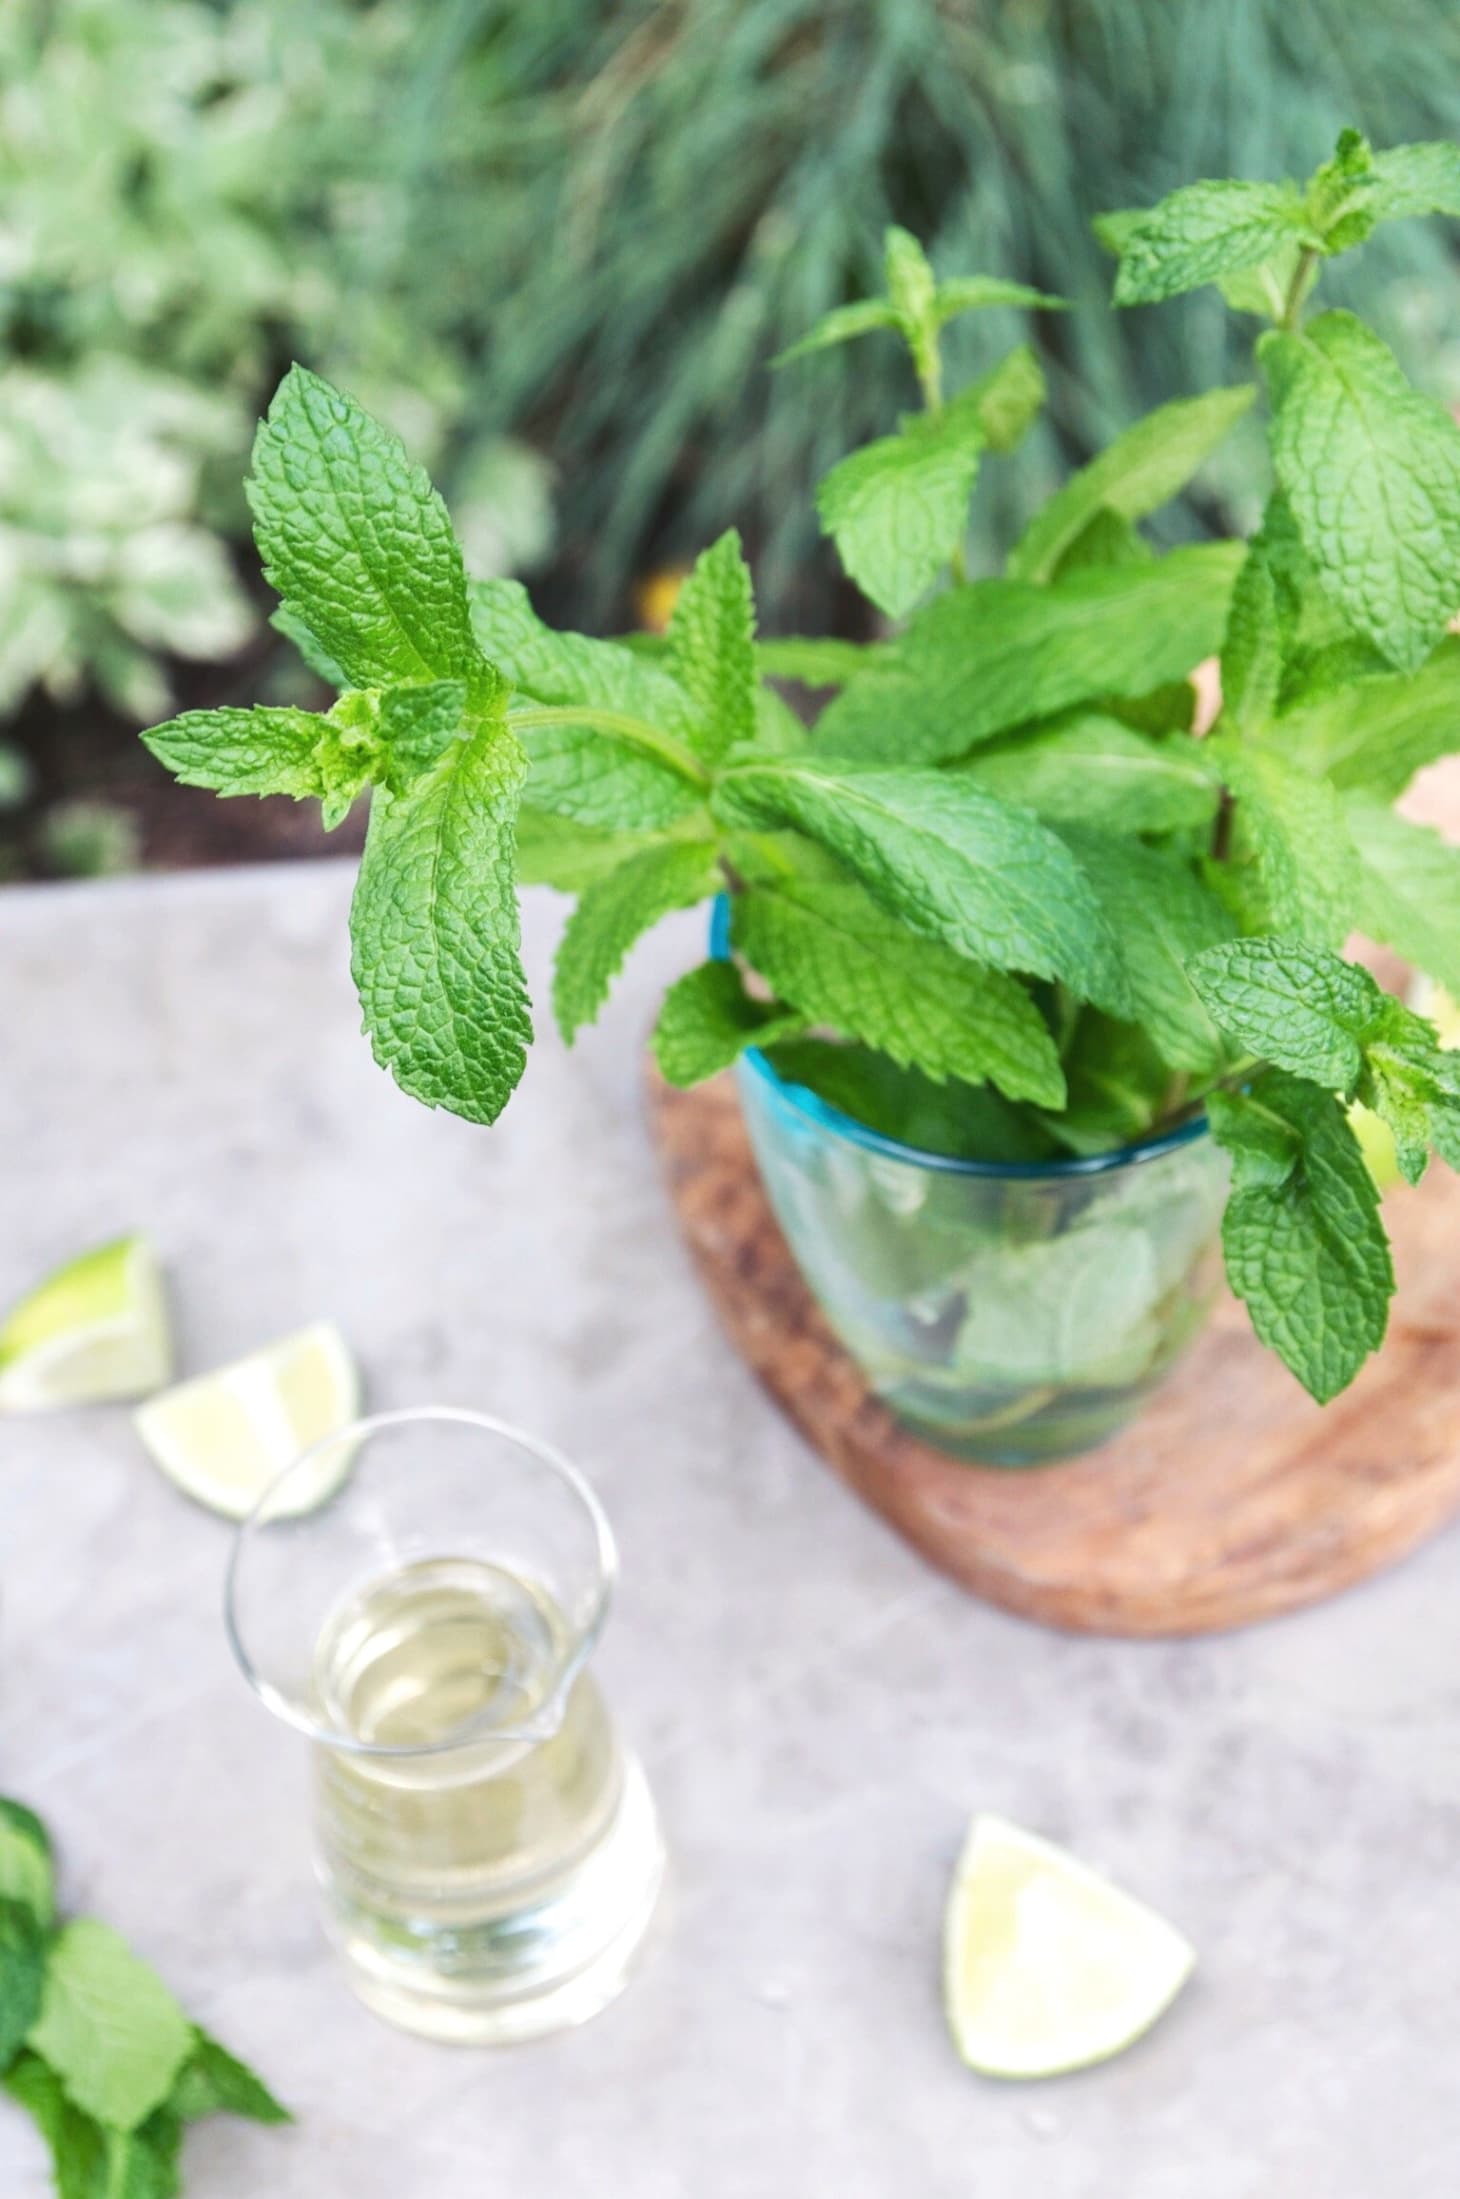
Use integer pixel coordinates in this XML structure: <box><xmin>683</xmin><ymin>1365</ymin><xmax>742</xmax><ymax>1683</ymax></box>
<box><xmin>141</xmin><ymin>128</ymin><xmax>1460</xmax><ymax>1407</ymax></box>
<box><xmin>0</xmin><ymin>1796</ymin><xmax>289</xmax><ymax>2196</ymax></box>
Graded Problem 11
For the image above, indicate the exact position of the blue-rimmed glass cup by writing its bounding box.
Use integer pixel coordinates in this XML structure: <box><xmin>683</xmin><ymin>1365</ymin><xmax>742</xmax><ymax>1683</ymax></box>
<box><xmin>713</xmin><ymin>905</ymin><xmax>1230</xmax><ymax>1467</ymax></box>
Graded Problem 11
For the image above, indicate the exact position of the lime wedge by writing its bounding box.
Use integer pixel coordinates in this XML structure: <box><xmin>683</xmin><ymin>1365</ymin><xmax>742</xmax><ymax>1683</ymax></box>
<box><xmin>0</xmin><ymin>1236</ymin><xmax>172</xmax><ymax>1413</ymax></box>
<box><xmin>944</xmin><ymin>1815</ymin><xmax>1195</xmax><ymax>2080</ymax></box>
<box><xmin>134</xmin><ymin>1321</ymin><xmax>360</xmax><ymax>1519</ymax></box>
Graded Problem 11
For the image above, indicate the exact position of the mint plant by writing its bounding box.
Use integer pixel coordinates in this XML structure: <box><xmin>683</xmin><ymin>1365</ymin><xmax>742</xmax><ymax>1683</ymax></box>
<box><xmin>143</xmin><ymin>132</ymin><xmax>1460</xmax><ymax>1408</ymax></box>
<box><xmin>0</xmin><ymin>1797</ymin><xmax>289</xmax><ymax>2193</ymax></box>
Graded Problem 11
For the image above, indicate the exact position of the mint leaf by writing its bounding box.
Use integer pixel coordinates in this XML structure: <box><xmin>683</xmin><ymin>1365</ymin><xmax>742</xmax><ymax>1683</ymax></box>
<box><xmin>1260</xmin><ymin>312</ymin><xmax>1460</xmax><ymax>673</ymax></box>
<box><xmin>349</xmin><ymin>721</ymin><xmax>532</xmax><ymax>1126</ymax></box>
<box><xmin>955</xmin><ymin>713</ymin><xmax>1218</xmax><ymax>836</ymax></box>
<box><xmin>248</xmin><ymin>367</ymin><xmax>493</xmax><ymax>704</ymax></box>
<box><xmin>1277</xmin><ymin>637</ymin><xmax>1460</xmax><ymax>797</ymax></box>
<box><xmin>1189</xmin><ymin>938</ymin><xmax>1380</xmax><ymax>1089</ymax></box>
<box><xmin>932</xmin><ymin>275</ymin><xmax>1066</xmax><ymax>328</ymax></box>
<box><xmin>962</xmin><ymin>345</ymin><xmax>1046</xmax><ymax>453</ymax></box>
<box><xmin>1345</xmin><ymin>793</ymin><xmax>1460</xmax><ymax>997</ymax></box>
<box><xmin>377</xmin><ymin>681</ymin><xmax>467</xmax><ymax>793</ymax></box>
<box><xmin>713</xmin><ymin>757</ymin><xmax>1132</xmax><ymax>1014</ymax></box>
<box><xmin>1008</xmin><ymin>385</ymin><xmax>1254</xmax><ymax>583</ymax></box>
<box><xmin>169</xmin><ymin>2028</ymin><xmax>290</xmax><ymax>2127</ymax></box>
<box><xmin>1050</xmin><ymin>1016</ymin><xmax>1176</xmax><ymax>1155</ymax></box>
<box><xmin>1209</xmin><ymin>1072</ymin><xmax>1393</xmax><ymax>1402</ymax></box>
<box><xmin>812</xmin><ymin>543</ymin><xmax>1241</xmax><ymax>765</ymax></box>
<box><xmin>142</xmin><ymin>705</ymin><xmax>334</xmax><ymax>801</ymax></box>
<box><xmin>515</xmin><ymin>720</ymin><xmax>706</xmax><ymax>830</ymax></box>
<box><xmin>1110</xmin><ymin>180</ymin><xmax>1317</xmax><ymax>306</ymax></box>
<box><xmin>0</xmin><ymin>1801</ymin><xmax>54</xmax><ymax>1931</ymax></box>
<box><xmin>27</xmin><ymin>1920</ymin><xmax>193</xmax><ymax>2132</ymax></box>
<box><xmin>514</xmin><ymin>811</ymin><xmax>662</xmax><ymax>893</ymax></box>
<box><xmin>0</xmin><ymin>1899</ymin><xmax>45</xmax><ymax>2070</ymax></box>
<box><xmin>950</xmin><ymin>1226</ymin><xmax>1162</xmax><ymax>1388</ymax></box>
<box><xmin>552</xmin><ymin>841</ymin><xmax>718</xmax><ymax>1042</ymax></box>
<box><xmin>732</xmin><ymin>879</ymin><xmax>1066</xmax><ymax>1107</ymax></box>
<box><xmin>1366</xmin><ymin>141</ymin><xmax>1460</xmax><ymax>226</ymax></box>
<box><xmin>1060</xmin><ymin>831</ymin><xmax>1234</xmax><ymax>1075</ymax></box>
<box><xmin>664</xmin><ymin>531</ymin><xmax>757</xmax><ymax>764</ymax></box>
<box><xmin>5</xmin><ymin>2053</ymin><xmax>185</xmax><ymax>2199</ymax></box>
<box><xmin>773</xmin><ymin>297</ymin><xmax>903</xmax><ymax>366</ymax></box>
<box><xmin>1214</xmin><ymin>740</ymin><xmax>1358</xmax><ymax>946</ymax></box>
<box><xmin>1048</xmin><ymin>509</ymin><xmax>1152</xmax><ymax>578</ymax></box>
<box><xmin>883</xmin><ymin>225</ymin><xmax>936</xmax><ymax>334</ymax></box>
<box><xmin>1305</xmin><ymin>128</ymin><xmax>1378</xmax><ymax>254</ymax></box>
<box><xmin>1221</xmin><ymin>548</ymin><xmax>1283</xmax><ymax>734</ymax></box>
<box><xmin>470</xmin><ymin>580</ymin><xmax>697</xmax><ymax>733</ymax></box>
<box><xmin>817</xmin><ymin>401</ymin><xmax>984</xmax><ymax>618</ymax></box>
<box><xmin>651</xmin><ymin>963</ymin><xmax>805</xmax><ymax>1087</ymax></box>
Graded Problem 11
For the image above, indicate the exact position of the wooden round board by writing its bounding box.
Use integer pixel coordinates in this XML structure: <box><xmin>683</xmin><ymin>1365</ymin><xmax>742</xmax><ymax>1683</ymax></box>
<box><xmin>648</xmin><ymin>1067</ymin><xmax>1460</xmax><ymax>1637</ymax></box>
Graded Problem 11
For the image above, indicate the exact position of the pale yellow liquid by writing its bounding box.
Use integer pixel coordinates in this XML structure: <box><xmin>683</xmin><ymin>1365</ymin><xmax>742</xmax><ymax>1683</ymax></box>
<box><xmin>311</xmin><ymin>1557</ymin><xmax>661</xmax><ymax>2039</ymax></box>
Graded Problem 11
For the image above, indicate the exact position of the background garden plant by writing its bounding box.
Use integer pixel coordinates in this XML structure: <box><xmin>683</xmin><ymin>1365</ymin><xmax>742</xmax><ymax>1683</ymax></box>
<box><xmin>143</xmin><ymin>130</ymin><xmax>1460</xmax><ymax>1409</ymax></box>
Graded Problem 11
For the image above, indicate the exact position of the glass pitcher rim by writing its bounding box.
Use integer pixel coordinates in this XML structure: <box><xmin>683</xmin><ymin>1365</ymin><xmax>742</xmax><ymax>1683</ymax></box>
<box><xmin>708</xmin><ymin>895</ymin><xmax>1210</xmax><ymax>1181</ymax></box>
<box><xmin>224</xmin><ymin>1405</ymin><xmax>618</xmax><ymax>1760</ymax></box>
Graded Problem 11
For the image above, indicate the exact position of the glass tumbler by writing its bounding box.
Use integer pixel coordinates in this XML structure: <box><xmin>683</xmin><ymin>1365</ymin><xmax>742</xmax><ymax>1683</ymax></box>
<box><xmin>225</xmin><ymin>1408</ymin><xmax>665</xmax><ymax>2044</ymax></box>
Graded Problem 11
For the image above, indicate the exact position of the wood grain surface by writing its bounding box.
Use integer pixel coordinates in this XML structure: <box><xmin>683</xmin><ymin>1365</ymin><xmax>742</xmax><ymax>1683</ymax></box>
<box><xmin>649</xmin><ymin>1067</ymin><xmax>1460</xmax><ymax>1637</ymax></box>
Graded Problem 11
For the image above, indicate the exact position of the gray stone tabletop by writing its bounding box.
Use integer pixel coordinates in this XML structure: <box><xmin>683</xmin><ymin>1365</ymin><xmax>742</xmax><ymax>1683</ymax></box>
<box><xmin>3</xmin><ymin>861</ymin><xmax>1460</xmax><ymax>2196</ymax></box>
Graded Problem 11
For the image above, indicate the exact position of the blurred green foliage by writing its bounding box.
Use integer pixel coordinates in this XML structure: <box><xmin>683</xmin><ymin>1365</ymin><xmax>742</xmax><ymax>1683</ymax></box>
<box><xmin>3</xmin><ymin>0</ymin><xmax>1460</xmax><ymax>800</ymax></box>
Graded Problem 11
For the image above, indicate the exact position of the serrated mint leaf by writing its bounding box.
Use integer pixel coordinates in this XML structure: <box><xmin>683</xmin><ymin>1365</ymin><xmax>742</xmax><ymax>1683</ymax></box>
<box><xmin>1059</xmin><ymin>831</ymin><xmax>1234</xmax><ymax>1075</ymax></box>
<box><xmin>731</xmin><ymin>879</ymin><xmax>1065</xmax><ymax>1107</ymax></box>
<box><xmin>269</xmin><ymin>603</ymin><xmax>348</xmax><ymax>689</ymax></box>
<box><xmin>248</xmin><ymin>367</ymin><xmax>493</xmax><ymax>705</ymax></box>
<box><xmin>377</xmin><ymin>681</ymin><xmax>467</xmax><ymax>792</ymax></box>
<box><xmin>812</xmin><ymin>543</ymin><xmax>1241</xmax><ymax>765</ymax></box>
<box><xmin>4</xmin><ymin>2052</ymin><xmax>107</xmax><ymax>2199</ymax></box>
<box><xmin>817</xmin><ymin>404</ymin><xmax>984</xmax><ymax>618</ymax></box>
<box><xmin>552</xmin><ymin>841</ymin><xmax>718</xmax><ymax>1042</ymax></box>
<box><xmin>1216</xmin><ymin>241</ymin><xmax>1304</xmax><ymax>319</ymax></box>
<box><xmin>0</xmin><ymin>1899</ymin><xmax>46</xmax><ymax>2070</ymax></box>
<box><xmin>514</xmin><ymin>810</ymin><xmax>662</xmax><ymax>893</ymax></box>
<box><xmin>1366</xmin><ymin>140</ymin><xmax>1460</xmax><ymax>226</ymax></box>
<box><xmin>0</xmin><ymin>1801</ymin><xmax>54</xmax><ymax>1931</ymax></box>
<box><xmin>1305</xmin><ymin>128</ymin><xmax>1377</xmax><ymax>253</ymax></box>
<box><xmin>1208</xmin><ymin>1071</ymin><xmax>1393</xmax><ymax>1402</ymax></box>
<box><xmin>664</xmin><ymin>531</ymin><xmax>757</xmax><ymax>764</ymax></box>
<box><xmin>1111</xmin><ymin>179</ymin><xmax>1317</xmax><ymax>306</ymax></box>
<box><xmin>1049</xmin><ymin>509</ymin><xmax>1152</xmax><ymax>577</ymax></box>
<box><xmin>1260</xmin><ymin>312</ymin><xmax>1460</xmax><ymax>673</ymax></box>
<box><xmin>931</xmin><ymin>276</ymin><xmax>1066</xmax><ymax>327</ymax></box>
<box><xmin>143</xmin><ymin>706</ymin><xmax>333</xmax><ymax>801</ymax></box>
<box><xmin>1213</xmin><ymin>739</ymin><xmax>1358</xmax><ymax>946</ymax></box>
<box><xmin>883</xmin><ymin>226</ymin><xmax>936</xmax><ymax>333</ymax></box>
<box><xmin>950</xmin><ymin>1225</ymin><xmax>1162</xmax><ymax>1388</ymax></box>
<box><xmin>651</xmin><ymin>963</ymin><xmax>805</xmax><ymax>1087</ymax></box>
<box><xmin>1344</xmin><ymin>793</ymin><xmax>1460</xmax><ymax>997</ymax></box>
<box><xmin>470</xmin><ymin>580</ymin><xmax>696</xmax><ymax>733</ymax></box>
<box><xmin>515</xmin><ymin>721</ymin><xmax>706</xmax><ymax>831</ymax></box>
<box><xmin>772</xmin><ymin>298</ymin><xmax>903</xmax><ymax>366</ymax></box>
<box><xmin>1189</xmin><ymin>938</ymin><xmax>1381</xmax><ymax>1090</ymax></box>
<box><xmin>754</xmin><ymin>636</ymin><xmax>874</xmax><ymax>687</ymax></box>
<box><xmin>27</xmin><ymin>1920</ymin><xmax>193</xmax><ymax>2132</ymax></box>
<box><xmin>1276</xmin><ymin>636</ymin><xmax>1460</xmax><ymax>797</ymax></box>
<box><xmin>1008</xmin><ymin>385</ymin><xmax>1254</xmax><ymax>583</ymax></box>
<box><xmin>712</xmin><ymin>757</ymin><xmax>1132</xmax><ymax>1014</ymax></box>
<box><xmin>170</xmin><ymin>2028</ymin><xmax>291</xmax><ymax>2127</ymax></box>
<box><xmin>350</xmin><ymin>721</ymin><xmax>532</xmax><ymax>1126</ymax></box>
<box><xmin>1221</xmin><ymin>548</ymin><xmax>1283</xmax><ymax>733</ymax></box>
<box><xmin>954</xmin><ymin>713</ymin><xmax>1218</xmax><ymax>836</ymax></box>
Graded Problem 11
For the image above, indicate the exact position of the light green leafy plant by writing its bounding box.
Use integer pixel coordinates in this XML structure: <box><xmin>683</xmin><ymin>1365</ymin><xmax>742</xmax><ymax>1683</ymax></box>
<box><xmin>143</xmin><ymin>132</ymin><xmax>1460</xmax><ymax>1406</ymax></box>
<box><xmin>0</xmin><ymin>1797</ymin><xmax>289</xmax><ymax>2193</ymax></box>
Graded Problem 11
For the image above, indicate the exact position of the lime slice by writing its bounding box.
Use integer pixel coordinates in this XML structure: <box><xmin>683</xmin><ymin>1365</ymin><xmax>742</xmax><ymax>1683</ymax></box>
<box><xmin>944</xmin><ymin>1815</ymin><xmax>1195</xmax><ymax>2080</ymax></box>
<box><xmin>134</xmin><ymin>1321</ymin><xmax>360</xmax><ymax>1519</ymax></box>
<box><xmin>0</xmin><ymin>1236</ymin><xmax>172</xmax><ymax>1413</ymax></box>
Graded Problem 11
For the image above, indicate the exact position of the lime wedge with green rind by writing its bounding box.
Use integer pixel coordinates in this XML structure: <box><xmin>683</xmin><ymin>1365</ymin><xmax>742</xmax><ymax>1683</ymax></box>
<box><xmin>0</xmin><ymin>1236</ymin><xmax>172</xmax><ymax>1412</ymax></box>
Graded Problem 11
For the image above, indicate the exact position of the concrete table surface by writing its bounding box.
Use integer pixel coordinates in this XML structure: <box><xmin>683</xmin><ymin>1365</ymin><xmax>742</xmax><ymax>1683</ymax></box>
<box><xmin>4</xmin><ymin>861</ymin><xmax>1460</xmax><ymax>2198</ymax></box>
